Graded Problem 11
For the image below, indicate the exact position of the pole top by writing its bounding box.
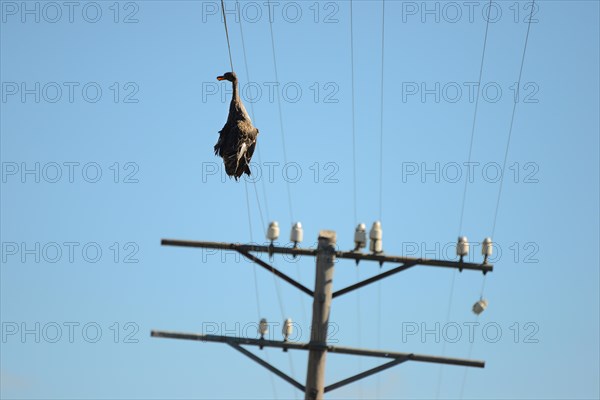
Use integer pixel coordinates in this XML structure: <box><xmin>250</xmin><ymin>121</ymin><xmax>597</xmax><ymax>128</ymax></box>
<box><xmin>318</xmin><ymin>230</ymin><xmax>337</xmax><ymax>244</ymax></box>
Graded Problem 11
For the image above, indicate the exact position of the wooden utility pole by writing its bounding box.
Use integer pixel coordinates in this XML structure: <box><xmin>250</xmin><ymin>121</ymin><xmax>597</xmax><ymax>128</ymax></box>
<box><xmin>152</xmin><ymin>233</ymin><xmax>493</xmax><ymax>398</ymax></box>
<box><xmin>305</xmin><ymin>230</ymin><xmax>336</xmax><ymax>400</ymax></box>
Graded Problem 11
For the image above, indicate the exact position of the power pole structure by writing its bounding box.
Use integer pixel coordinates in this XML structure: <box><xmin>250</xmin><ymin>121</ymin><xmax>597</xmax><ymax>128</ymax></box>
<box><xmin>152</xmin><ymin>230</ymin><xmax>493</xmax><ymax>399</ymax></box>
<box><xmin>305</xmin><ymin>230</ymin><xmax>336</xmax><ymax>399</ymax></box>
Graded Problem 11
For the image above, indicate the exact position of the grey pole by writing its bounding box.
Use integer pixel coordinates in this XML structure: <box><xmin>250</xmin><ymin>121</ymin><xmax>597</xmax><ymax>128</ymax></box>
<box><xmin>305</xmin><ymin>230</ymin><xmax>336</xmax><ymax>400</ymax></box>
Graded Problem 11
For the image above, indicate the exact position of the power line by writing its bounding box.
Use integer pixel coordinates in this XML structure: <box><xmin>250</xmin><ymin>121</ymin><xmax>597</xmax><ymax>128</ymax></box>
<box><xmin>252</xmin><ymin>182</ymin><xmax>266</xmax><ymax>231</ymax></box>
<box><xmin>266</xmin><ymin>0</ymin><xmax>294</xmax><ymax>225</ymax></box>
<box><xmin>350</xmin><ymin>0</ymin><xmax>358</xmax><ymax>225</ymax></box>
<box><xmin>235</xmin><ymin>6</ymin><xmax>289</xmax><ymax>397</ymax></box>
<box><xmin>236</xmin><ymin>2</ymin><xmax>268</xmax><ymax>223</ymax></box>
<box><xmin>378</xmin><ymin>0</ymin><xmax>386</xmax><ymax>222</ymax></box>
<box><xmin>458</xmin><ymin>0</ymin><xmax>493</xmax><ymax>237</ymax></box>
<box><xmin>491</xmin><ymin>0</ymin><xmax>536</xmax><ymax>239</ymax></box>
<box><xmin>461</xmin><ymin>3</ymin><xmax>536</xmax><ymax>397</ymax></box>
<box><xmin>355</xmin><ymin>266</ymin><xmax>364</xmax><ymax>399</ymax></box>
<box><xmin>434</xmin><ymin>270</ymin><xmax>456</xmax><ymax>398</ymax></box>
<box><xmin>220</xmin><ymin>0</ymin><xmax>234</xmax><ymax>72</ymax></box>
<box><xmin>438</xmin><ymin>3</ymin><xmax>494</xmax><ymax>396</ymax></box>
<box><xmin>376</xmin><ymin>279</ymin><xmax>382</xmax><ymax>398</ymax></box>
<box><xmin>237</xmin><ymin>2</ymin><xmax>271</xmax><ymax>228</ymax></box>
<box><xmin>348</xmin><ymin>5</ymin><xmax>363</xmax><ymax>396</ymax></box>
<box><xmin>459</xmin><ymin>315</ymin><xmax>480</xmax><ymax>399</ymax></box>
<box><xmin>244</xmin><ymin>181</ymin><xmax>262</xmax><ymax>317</ymax></box>
<box><xmin>237</xmin><ymin>0</ymin><xmax>305</xmax><ymax>347</ymax></box>
<box><xmin>377</xmin><ymin>1</ymin><xmax>386</xmax><ymax>396</ymax></box>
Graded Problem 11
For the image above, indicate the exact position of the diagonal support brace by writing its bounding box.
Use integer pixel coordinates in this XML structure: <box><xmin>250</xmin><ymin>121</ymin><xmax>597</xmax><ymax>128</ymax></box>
<box><xmin>228</xmin><ymin>342</ymin><xmax>306</xmax><ymax>392</ymax></box>
<box><xmin>237</xmin><ymin>249</ymin><xmax>314</xmax><ymax>297</ymax></box>
<box><xmin>332</xmin><ymin>262</ymin><xmax>418</xmax><ymax>298</ymax></box>
<box><xmin>324</xmin><ymin>357</ymin><xmax>408</xmax><ymax>393</ymax></box>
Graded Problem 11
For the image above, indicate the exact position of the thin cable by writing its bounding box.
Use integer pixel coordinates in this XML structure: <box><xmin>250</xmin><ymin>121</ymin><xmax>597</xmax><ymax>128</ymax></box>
<box><xmin>269</xmin><ymin>257</ymin><xmax>298</xmax><ymax>400</ymax></box>
<box><xmin>252</xmin><ymin>182</ymin><xmax>266</xmax><ymax>235</ymax></box>
<box><xmin>356</xmin><ymin>266</ymin><xmax>363</xmax><ymax>399</ymax></box>
<box><xmin>239</xmin><ymin>3</ymin><xmax>286</xmax><ymax>338</ymax></box>
<box><xmin>479</xmin><ymin>274</ymin><xmax>487</xmax><ymax>297</ymax></box>
<box><xmin>264</xmin><ymin>1</ymin><xmax>307</xmax><ymax>345</ymax></box>
<box><xmin>245</xmin><ymin>178</ymin><xmax>278</xmax><ymax>400</ymax></box>
<box><xmin>458</xmin><ymin>0</ymin><xmax>493</xmax><ymax>237</ymax></box>
<box><xmin>376</xmin><ymin>279</ymin><xmax>382</xmax><ymax>399</ymax></box>
<box><xmin>267</xmin><ymin>0</ymin><xmax>294</xmax><ymax>225</ymax></box>
<box><xmin>237</xmin><ymin>8</ymin><xmax>278</xmax><ymax>398</ymax></box>
<box><xmin>243</xmin><ymin>9</ymin><xmax>307</xmax><ymax>325</ymax></box>
<box><xmin>220</xmin><ymin>0</ymin><xmax>234</xmax><ymax>72</ymax></box>
<box><xmin>462</xmin><ymin>6</ymin><xmax>535</xmax><ymax>398</ymax></box>
<box><xmin>248</xmin><ymin>5</ymin><xmax>300</xmax><ymax>379</ymax></box>
<box><xmin>376</xmin><ymin>2</ymin><xmax>386</xmax><ymax>396</ymax></box>
<box><xmin>491</xmin><ymin>1</ymin><xmax>535</xmax><ymax>239</ymax></box>
<box><xmin>237</xmin><ymin>4</ymin><xmax>271</xmax><ymax>227</ymax></box>
<box><xmin>459</xmin><ymin>315</ymin><xmax>480</xmax><ymax>399</ymax></box>
<box><xmin>294</xmin><ymin>263</ymin><xmax>308</xmax><ymax>336</ymax></box>
<box><xmin>437</xmin><ymin>5</ymin><xmax>493</xmax><ymax>397</ymax></box>
<box><xmin>350</xmin><ymin>0</ymin><xmax>358</xmax><ymax>224</ymax></box>
<box><xmin>221</xmin><ymin>5</ymin><xmax>276</xmax><ymax>397</ymax></box>
<box><xmin>348</xmin><ymin>5</ymin><xmax>362</xmax><ymax>396</ymax></box>
<box><xmin>434</xmin><ymin>270</ymin><xmax>456</xmax><ymax>399</ymax></box>
<box><xmin>378</xmin><ymin>0</ymin><xmax>386</xmax><ymax>222</ymax></box>
<box><xmin>244</xmin><ymin>181</ymin><xmax>262</xmax><ymax>317</ymax></box>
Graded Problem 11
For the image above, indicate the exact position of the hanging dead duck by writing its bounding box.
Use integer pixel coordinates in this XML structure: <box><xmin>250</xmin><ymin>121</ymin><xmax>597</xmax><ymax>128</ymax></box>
<box><xmin>214</xmin><ymin>72</ymin><xmax>259</xmax><ymax>180</ymax></box>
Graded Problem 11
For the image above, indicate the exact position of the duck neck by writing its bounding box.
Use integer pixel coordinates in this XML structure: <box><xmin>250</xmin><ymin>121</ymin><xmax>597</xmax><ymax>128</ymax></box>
<box><xmin>231</xmin><ymin>79</ymin><xmax>240</xmax><ymax>103</ymax></box>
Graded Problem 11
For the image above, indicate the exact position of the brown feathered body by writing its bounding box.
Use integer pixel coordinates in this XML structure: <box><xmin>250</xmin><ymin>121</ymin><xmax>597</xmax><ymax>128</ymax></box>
<box><xmin>214</xmin><ymin>72</ymin><xmax>259</xmax><ymax>180</ymax></box>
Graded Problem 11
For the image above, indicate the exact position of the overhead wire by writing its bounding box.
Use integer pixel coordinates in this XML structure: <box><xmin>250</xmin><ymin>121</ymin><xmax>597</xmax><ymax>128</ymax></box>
<box><xmin>226</xmin><ymin>1</ymin><xmax>279</xmax><ymax>396</ymax></box>
<box><xmin>266</xmin><ymin>0</ymin><xmax>294</xmax><ymax>225</ymax></box>
<box><xmin>460</xmin><ymin>2</ymin><xmax>536</xmax><ymax>398</ymax></box>
<box><xmin>378</xmin><ymin>0</ymin><xmax>386</xmax><ymax>223</ymax></box>
<box><xmin>220</xmin><ymin>0</ymin><xmax>234</xmax><ymax>72</ymax></box>
<box><xmin>350</xmin><ymin>0</ymin><xmax>358</xmax><ymax>225</ymax></box>
<box><xmin>490</xmin><ymin>0</ymin><xmax>536</xmax><ymax>240</ymax></box>
<box><xmin>226</xmin><ymin>1</ymin><xmax>295</xmax><ymax>396</ymax></box>
<box><xmin>458</xmin><ymin>315</ymin><xmax>480</xmax><ymax>399</ymax></box>
<box><xmin>348</xmin><ymin>2</ymin><xmax>364</xmax><ymax>398</ymax></box>
<box><xmin>243</xmin><ymin>180</ymin><xmax>278</xmax><ymax>399</ymax></box>
<box><xmin>458</xmin><ymin>0</ymin><xmax>493</xmax><ymax>236</ymax></box>
<box><xmin>264</xmin><ymin>3</ymin><xmax>302</xmax><ymax>396</ymax></box>
<box><xmin>435</xmin><ymin>1</ymin><xmax>493</xmax><ymax>397</ymax></box>
<box><xmin>263</xmin><ymin>0</ymin><xmax>307</xmax><ymax>342</ymax></box>
<box><xmin>377</xmin><ymin>1</ymin><xmax>386</xmax><ymax>397</ymax></box>
<box><xmin>237</xmin><ymin>0</ymin><xmax>271</xmax><ymax>227</ymax></box>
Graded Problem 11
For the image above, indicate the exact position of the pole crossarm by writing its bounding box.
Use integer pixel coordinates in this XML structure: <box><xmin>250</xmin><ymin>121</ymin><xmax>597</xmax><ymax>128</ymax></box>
<box><xmin>332</xmin><ymin>261</ymin><xmax>419</xmax><ymax>298</ymax></box>
<box><xmin>228</xmin><ymin>342</ymin><xmax>306</xmax><ymax>392</ymax></box>
<box><xmin>161</xmin><ymin>239</ymin><xmax>493</xmax><ymax>273</ymax></box>
<box><xmin>161</xmin><ymin>239</ymin><xmax>317</xmax><ymax>257</ymax></box>
<box><xmin>150</xmin><ymin>330</ymin><xmax>485</xmax><ymax>369</ymax></box>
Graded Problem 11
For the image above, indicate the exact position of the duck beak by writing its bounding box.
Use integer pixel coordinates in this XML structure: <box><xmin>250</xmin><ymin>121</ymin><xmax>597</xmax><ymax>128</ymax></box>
<box><xmin>217</xmin><ymin>76</ymin><xmax>225</xmax><ymax>81</ymax></box>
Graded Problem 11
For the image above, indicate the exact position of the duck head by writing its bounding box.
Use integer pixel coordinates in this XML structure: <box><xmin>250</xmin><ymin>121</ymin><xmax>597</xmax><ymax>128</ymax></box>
<box><xmin>216</xmin><ymin>72</ymin><xmax>237</xmax><ymax>82</ymax></box>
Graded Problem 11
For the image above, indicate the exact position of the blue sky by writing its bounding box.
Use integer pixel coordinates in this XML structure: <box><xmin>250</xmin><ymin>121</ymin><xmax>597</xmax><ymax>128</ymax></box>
<box><xmin>1</xmin><ymin>0</ymin><xmax>599</xmax><ymax>399</ymax></box>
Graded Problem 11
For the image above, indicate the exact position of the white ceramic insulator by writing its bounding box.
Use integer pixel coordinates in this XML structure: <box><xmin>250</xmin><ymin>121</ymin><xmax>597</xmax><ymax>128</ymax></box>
<box><xmin>282</xmin><ymin>318</ymin><xmax>293</xmax><ymax>339</ymax></box>
<box><xmin>290</xmin><ymin>222</ymin><xmax>303</xmax><ymax>244</ymax></box>
<box><xmin>457</xmin><ymin>236</ymin><xmax>469</xmax><ymax>256</ymax></box>
<box><xmin>259</xmin><ymin>318</ymin><xmax>268</xmax><ymax>336</ymax></box>
<box><xmin>482</xmin><ymin>237</ymin><xmax>493</xmax><ymax>256</ymax></box>
<box><xmin>369</xmin><ymin>221</ymin><xmax>382</xmax><ymax>240</ymax></box>
<box><xmin>267</xmin><ymin>221</ymin><xmax>280</xmax><ymax>241</ymax></box>
<box><xmin>354</xmin><ymin>223</ymin><xmax>367</xmax><ymax>249</ymax></box>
